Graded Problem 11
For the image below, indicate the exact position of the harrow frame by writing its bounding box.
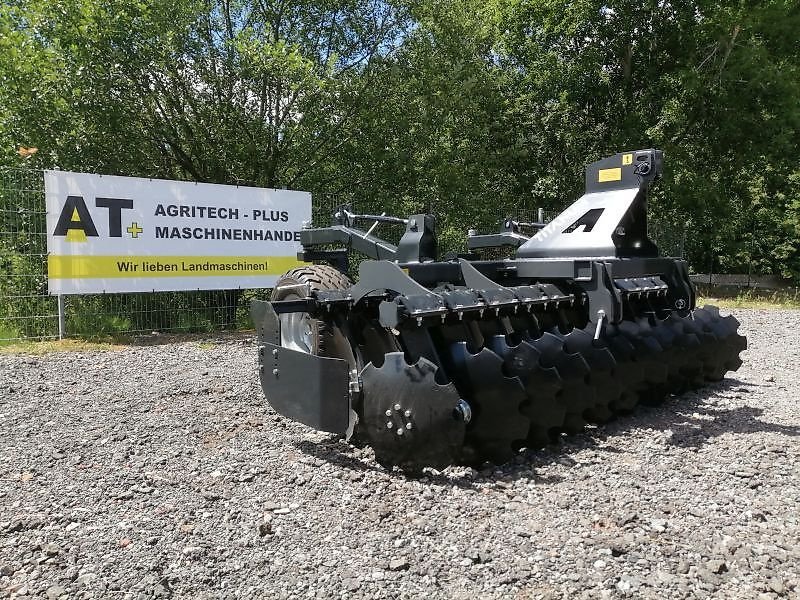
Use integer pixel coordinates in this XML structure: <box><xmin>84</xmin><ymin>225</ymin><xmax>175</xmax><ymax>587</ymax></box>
<box><xmin>251</xmin><ymin>149</ymin><xmax>746</xmax><ymax>470</ymax></box>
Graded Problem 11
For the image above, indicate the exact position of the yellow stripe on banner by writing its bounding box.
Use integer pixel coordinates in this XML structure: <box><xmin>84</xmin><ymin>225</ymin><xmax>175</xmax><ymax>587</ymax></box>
<box><xmin>598</xmin><ymin>167</ymin><xmax>622</xmax><ymax>182</ymax></box>
<box><xmin>48</xmin><ymin>255</ymin><xmax>307</xmax><ymax>279</ymax></box>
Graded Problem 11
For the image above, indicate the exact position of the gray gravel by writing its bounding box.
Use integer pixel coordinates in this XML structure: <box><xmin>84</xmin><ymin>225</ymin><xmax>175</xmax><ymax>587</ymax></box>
<box><xmin>1</xmin><ymin>308</ymin><xmax>798</xmax><ymax>599</ymax></box>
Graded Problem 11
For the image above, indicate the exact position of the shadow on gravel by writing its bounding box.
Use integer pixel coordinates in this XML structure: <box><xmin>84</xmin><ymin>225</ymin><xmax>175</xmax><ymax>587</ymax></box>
<box><xmin>293</xmin><ymin>378</ymin><xmax>799</xmax><ymax>485</ymax></box>
<box><xmin>547</xmin><ymin>378</ymin><xmax>799</xmax><ymax>454</ymax></box>
<box><xmin>294</xmin><ymin>438</ymin><xmax>486</xmax><ymax>489</ymax></box>
<box><xmin>295</xmin><ymin>438</ymin><xmax>377</xmax><ymax>475</ymax></box>
<box><xmin>655</xmin><ymin>378</ymin><xmax>800</xmax><ymax>448</ymax></box>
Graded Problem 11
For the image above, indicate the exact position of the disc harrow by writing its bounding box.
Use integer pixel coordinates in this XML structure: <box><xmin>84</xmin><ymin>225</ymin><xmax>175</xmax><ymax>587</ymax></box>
<box><xmin>252</xmin><ymin>148</ymin><xmax>748</xmax><ymax>471</ymax></box>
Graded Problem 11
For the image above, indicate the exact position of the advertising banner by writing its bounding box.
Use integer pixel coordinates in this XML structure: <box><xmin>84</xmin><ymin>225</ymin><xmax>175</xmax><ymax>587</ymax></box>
<box><xmin>45</xmin><ymin>171</ymin><xmax>310</xmax><ymax>294</ymax></box>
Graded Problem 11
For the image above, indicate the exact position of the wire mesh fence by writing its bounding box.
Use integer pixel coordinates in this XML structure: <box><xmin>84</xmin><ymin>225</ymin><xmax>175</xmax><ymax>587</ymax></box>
<box><xmin>61</xmin><ymin>289</ymin><xmax>268</xmax><ymax>339</ymax></box>
<box><xmin>0</xmin><ymin>168</ymin><xmax>58</xmax><ymax>340</ymax></box>
<box><xmin>2</xmin><ymin>167</ymin><xmax>691</xmax><ymax>343</ymax></box>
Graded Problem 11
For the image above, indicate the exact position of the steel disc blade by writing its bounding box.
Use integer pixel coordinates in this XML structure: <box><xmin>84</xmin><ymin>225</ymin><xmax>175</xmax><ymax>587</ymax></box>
<box><xmin>562</xmin><ymin>327</ymin><xmax>620</xmax><ymax>423</ymax></box>
<box><xmin>601</xmin><ymin>329</ymin><xmax>646</xmax><ymax>412</ymax></box>
<box><xmin>361</xmin><ymin>353</ymin><xmax>465</xmax><ymax>471</ymax></box>
<box><xmin>721</xmin><ymin>315</ymin><xmax>746</xmax><ymax>341</ymax></box>
<box><xmin>448</xmin><ymin>342</ymin><xmax>529</xmax><ymax>464</ymax></box>
<box><xmin>614</xmin><ymin>320</ymin><xmax>670</xmax><ymax>405</ymax></box>
<box><xmin>661</xmin><ymin>314</ymin><xmax>706</xmax><ymax>389</ymax></box>
<box><xmin>638</xmin><ymin>315</ymin><xmax>700</xmax><ymax>393</ymax></box>
<box><xmin>687</xmin><ymin>308</ymin><xmax>747</xmax><ymax>380</ymax></box>
<box><xmin>534</xmin><ymin>330</ymin><xmax>595</xmax><ymax>434</ymax></box>
<box><xmin>487</xmin><ymin>335</ymin><xmax>565</xmax><ymax>446</ymax></box>
<box><xmin>670</xmin><ymin>312</ymin><xmax>727</xmax><ymax>385</ymax></box>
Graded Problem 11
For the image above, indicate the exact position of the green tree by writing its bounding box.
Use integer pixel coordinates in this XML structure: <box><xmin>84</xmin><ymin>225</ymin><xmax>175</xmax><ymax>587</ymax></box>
<box><xmin>1</xmin><ymin>0</ymin><xmax>799</xmax><ymax>284</ymax></box>
<box><xmin>0</xmin><ymin>0</ymin><xmax>411</xmax><ymax>186</ymax></box>
<box><xmin>496</xmin><ymin>0</ymin><xmax>800</xmax><ymax>277</ymax></box>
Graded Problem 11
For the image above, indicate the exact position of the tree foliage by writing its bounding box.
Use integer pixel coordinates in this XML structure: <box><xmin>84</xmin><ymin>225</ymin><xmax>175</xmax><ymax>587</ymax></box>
<box><xmin>1</xmin><ymin>0</ymin><xmax>799</xmax><ymax>279</ymax></box>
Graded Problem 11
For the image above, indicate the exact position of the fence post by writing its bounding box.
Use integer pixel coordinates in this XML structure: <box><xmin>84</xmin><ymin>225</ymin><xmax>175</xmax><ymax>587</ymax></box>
<box><xmin>57</xmin><ymin>295</ymin><xmax>66</xmax><ymax>339</ymax></box>
<box><xmin>708</xmin><ymin>255</ymin><xmax>713</xmax><ymax>285</ymax></box>
<box><xmin>537</xmin><ymin>207</ymin><xmax>544</xmax><ymax>223</ymax></box>
<box><xmin>747</xmin><ymin>226</ymin><xmax>754</xmax><ymax>288</ymax></box>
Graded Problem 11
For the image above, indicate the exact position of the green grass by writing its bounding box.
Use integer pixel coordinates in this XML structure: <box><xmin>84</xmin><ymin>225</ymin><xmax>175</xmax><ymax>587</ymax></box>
<box><xmin>0</xmin><ymin>338</ymin><xmax>125</xmax><ymax>355</ymax></box>
<box><xmin>66</xmin><ymin>313</ymin><xmax>133</xmax><ymax>340</ymax></box>
<box><xmin>0</xmin><ymin>331</ymin><xmax>251</xmax><ymax>354</ymax></box>
<box><xmin>698</xmin><ymin>288</ymin><xmax>800</xmax><ymax>310</ymax></box>
<box><xmin>0</xmin><ymin>323</ymin><xmax>20</xmax><ymax>342</ymax></box>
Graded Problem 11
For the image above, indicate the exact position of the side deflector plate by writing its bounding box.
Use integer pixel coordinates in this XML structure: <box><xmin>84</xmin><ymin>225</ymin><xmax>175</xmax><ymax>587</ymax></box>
<box><xmin>259</xmin><ymin>342</ymin><xmax>351</xmax><ymax>434</ymax></box>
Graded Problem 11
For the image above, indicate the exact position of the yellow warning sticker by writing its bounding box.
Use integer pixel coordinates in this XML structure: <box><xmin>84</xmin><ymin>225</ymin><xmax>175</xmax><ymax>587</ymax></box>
<box><xmin>622</xmin><ymin>153</ymin><xmax>633</xmax><ymax>165</ymax></box>
<box><xmin>598</xmin><ymin>167</ymin><xmax>622</xmax><ymax>182</ymax></box>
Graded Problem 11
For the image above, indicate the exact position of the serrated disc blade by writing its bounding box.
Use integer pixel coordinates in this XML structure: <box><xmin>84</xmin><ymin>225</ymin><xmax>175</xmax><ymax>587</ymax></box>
<box><xmin>361</xmin><ymin>353</ymin><xmax>464</xmax><ymax>470</ymax></box>
<box><xmin>533</xmin><ymin>330</ymin><xmax>595</xmax><ymax>434</ymax></box>
<box><xmin>487</xmin><ymin>334</ymin><xmax>565</xmax><ymax>446</ymax></box>
<box><xmin>448</xmin><ymin>342</ymin><xmax>529</xmax><ymax>464</ymax></box>
<box><xmin>562</xmin><ymin>327</ymin><xmax>620</xmax><ymax>423</ymax></box>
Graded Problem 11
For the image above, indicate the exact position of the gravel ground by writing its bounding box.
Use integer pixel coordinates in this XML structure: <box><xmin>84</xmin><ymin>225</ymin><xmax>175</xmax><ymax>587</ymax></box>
<box><xmin>1</xmin><ymin>308</ymin><xmax>798</xmax><ymax>600</ymax></box>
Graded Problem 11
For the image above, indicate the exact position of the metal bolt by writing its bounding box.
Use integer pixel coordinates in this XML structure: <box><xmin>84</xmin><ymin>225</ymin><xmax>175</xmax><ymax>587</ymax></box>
<box><xmin>349</xmin><ymin>369</ymin><xmax>361</xmax><ymax>394</ymax></box>
<box><xmin>272</xmin><ymin>369</ymin><xmax>279</xmax><ymax>376</ymax></box>
<box><xmin>405</xmin><ymin>422</ymin><xmax>413</xmax><ymax>430</ymax></box>
<box><xmin>404</xmin><ymin>410</ymin><xmax>412</xmax><ymax>418</ymax></box>
<box><xmin>396</xmin><ymin>428</ymin><xmax>404</xmax><ymax>436</ymax></box>
<box><xmin>455</xmin><ymin>399</ymin><xmax>472</xmax><ymax>424</ymax></box>
<box><xmin>394</xmin><ymin>404</ymin><xmax>402</xmax><ymax>411</ymax></box>
<box><xmin>594</xmin><ymin>309</ymin><xmax>606</xmax><ymax>340</ymax></box>
<box><xmin>272</xmin><ymin>348</ymin><xmax>279</xmax><ymax>356</ymax></box>
<box><xmin>386</xmin><ymin>421</ymin><xmax>393</xmax><ymax>429</ymax></box>
<box><xmin>385</xmin><ymin>409</ymin><xmax>392</xmax><ymax>417</ymax></box>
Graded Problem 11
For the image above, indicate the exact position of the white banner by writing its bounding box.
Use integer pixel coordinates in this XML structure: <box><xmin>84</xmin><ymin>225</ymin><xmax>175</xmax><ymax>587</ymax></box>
<box><xmin>45</xmin><ymin>171</ymin><xmax>310</xmax><ymax>294</ymax></box>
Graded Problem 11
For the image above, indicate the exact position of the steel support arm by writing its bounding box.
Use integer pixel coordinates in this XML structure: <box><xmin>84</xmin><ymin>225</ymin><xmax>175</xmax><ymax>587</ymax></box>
<box><xmin>300</xmin><ymin>225</ymin><xmax>398</xmax><ymax>261</ymax></box>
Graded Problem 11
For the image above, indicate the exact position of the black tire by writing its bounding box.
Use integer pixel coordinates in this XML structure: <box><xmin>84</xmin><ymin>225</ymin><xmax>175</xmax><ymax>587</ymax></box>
<box><xmin>272</xmin><ymin>264</ymin><xmax>352</xmax><ymax>357</ymax></box>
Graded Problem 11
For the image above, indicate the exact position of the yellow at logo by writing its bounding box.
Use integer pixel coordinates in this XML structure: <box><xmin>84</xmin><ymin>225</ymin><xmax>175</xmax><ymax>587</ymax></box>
<box><xmin>66</xmin><ymin>208</ymin><xmax>88</xmax><ymax>243</ymax></box>
<box><xmin>622</xmin><ymin>153</ymin><xmax>633</xmax><ymax>165</ymax></box>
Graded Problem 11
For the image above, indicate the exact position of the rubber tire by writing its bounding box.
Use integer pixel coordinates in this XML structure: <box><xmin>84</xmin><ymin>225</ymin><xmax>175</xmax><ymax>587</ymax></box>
<box><xmin>272</xmin><ymin>264</ymin><xmax>352</xmax><ymax>357</ymax></box>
